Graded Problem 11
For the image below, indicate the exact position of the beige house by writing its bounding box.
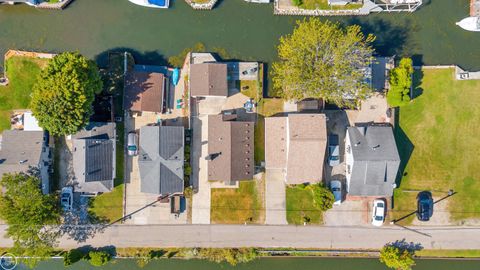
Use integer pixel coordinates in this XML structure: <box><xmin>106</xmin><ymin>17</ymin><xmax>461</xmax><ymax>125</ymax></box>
<box><xmin>265</xmin><ymin>114</ymin><xmax>327</xmax><ymax>184</ymax></box>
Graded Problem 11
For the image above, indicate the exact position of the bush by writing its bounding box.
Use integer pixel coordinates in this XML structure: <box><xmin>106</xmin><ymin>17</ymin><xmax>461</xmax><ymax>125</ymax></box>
<box><xmin>197</xmin><ymin>248</ymin><xmax>258</xmax><ymax>266</ymax></box>
<box><xmin>387</xmin><ymin>57</ymin><xmax>414</xmax><ymax>107</ymax></box>
<box><xmin>87</xmin><ymin>251</ymin><xmax>112</xmax><ymax>267</ymax></box>
<box><xmin>380</xmin><ymin>245</ymin><xmax>415</xmax><ymax>270</ymax></box>
<box><xmin>63</xmin><ymin>249</ymin><xmax>85</xmax><ymax>266</ymax></box>
<box><xmin>292</xmin><ymin>0</ymin><xmax>303</xmax><ymax>6</ymax></box>
<box><xmin>307</xmin><ymin>183</ymin><xmax>334</xmax><ymax>211</ymax></box>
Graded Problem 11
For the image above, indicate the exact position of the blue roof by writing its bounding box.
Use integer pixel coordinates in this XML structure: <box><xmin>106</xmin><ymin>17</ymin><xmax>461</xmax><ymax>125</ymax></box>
<box><xmin>148</xmin><ymin>0</ymin><xmax>167</xmax><ymax>7</ymax></box>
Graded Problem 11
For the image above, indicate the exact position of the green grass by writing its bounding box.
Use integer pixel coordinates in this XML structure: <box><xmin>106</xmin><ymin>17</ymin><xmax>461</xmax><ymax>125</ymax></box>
<box><xmin>89</xmin><ymin>184</ymin><xmax>124</xmax><ymax>223</ymax></box>
<box><xmin>293</xmin><ymin>0</ymin><xmax>363</xmax><ymax>10</ymax></box>
<box><xmin>393</xmin><ymin>68</ymin><xmax>480</xmax><ymax>223</ymax></box>
<box><xmin>286</xmin><ymin>185</ymin><xmax>323</xmax><ymax>225</ymax></box>
<box><xmin>238</xmin><ymin>80</ymin><xmax>259</xmax><ymax>100</ymax></box>
<box><xmin>211</xmin><ymin>181</ymin><xmax>263</xmax><ymax>224</ymax></box>
<box><xmin>254</xmin><ymin>98</ymin><xmax>284</xmax><ymax>165</ymax></box>
<box><xmin>417</xmin><ymin>249</ymin><xmax>480</xmax><ymax>258</ymax></box>
<box><xmin>0</xmin><ymin>56</ymin><xmax>49</xmax><ymax>132</ymax></box>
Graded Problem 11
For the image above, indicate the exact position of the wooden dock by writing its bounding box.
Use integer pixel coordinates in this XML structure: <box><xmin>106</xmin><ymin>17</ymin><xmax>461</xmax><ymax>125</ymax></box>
<box><xmin>471</xmin><ymin>0</ymin><xmax>480</xmax><ymax>16</ymax></box>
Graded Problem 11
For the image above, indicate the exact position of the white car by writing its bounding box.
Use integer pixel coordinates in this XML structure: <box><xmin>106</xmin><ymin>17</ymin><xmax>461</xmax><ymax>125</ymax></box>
<box><xmin>371</xmin><ymin>199</ymin><xmax>385</xmax><ymax>226</ymax></box>
<box><xmin>61</xmin><ymin>187</ymin><xmax>73</xmax><ymax>212</ymax></box>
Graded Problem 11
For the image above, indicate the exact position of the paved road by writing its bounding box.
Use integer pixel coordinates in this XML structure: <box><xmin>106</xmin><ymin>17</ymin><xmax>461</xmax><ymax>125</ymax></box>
<box><xmin>1</xmin><ymin>225</ymin><xmax>479</xmax><ymax>249</ymax></box>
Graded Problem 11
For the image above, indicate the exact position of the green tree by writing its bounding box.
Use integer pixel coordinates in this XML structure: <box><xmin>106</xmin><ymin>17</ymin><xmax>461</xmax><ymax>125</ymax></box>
<box><xmin>197</xmin><ymin>248</ymin><xmax>258</xmax><ymax>266</ymax></box>
<box><xmin>380</xmin><ymin>245</ymin><xmax>416</xmax><ymax>270</ymax></box>
<box><xmin>0</xmin><ymin>173</ymin><xmax>60</xmax><ymax>264</ymax></box>
<box><xmin>87</xmin><ymin>250</ymin><xmax>112</xmax><ymax>267</ymax></box>
<box><xmin>63</xmin><ymin>248</ymin><xmax>86</xmax><ymax>266</ymax></box>
<box><xmin>307</xmin><ymin>183</ymin><xmax>334</xmax><ymax>211</ymax></box>
<box><xmin>30</xmin><ymin>52</ymin><xmax>103</xmax><ymax>136</ymax></box>
<box><xmin>387</xmin><ymin>57</ymin><xmax>414</xmax><ymax>107</ymax></box>
<box><xmin>272</xmin><ymin>18</ymin><xmax>375</xmax><ymax>108</ymax></box>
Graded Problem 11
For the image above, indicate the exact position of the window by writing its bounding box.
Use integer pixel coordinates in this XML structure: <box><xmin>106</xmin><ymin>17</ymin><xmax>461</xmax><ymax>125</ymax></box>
<box><xmin>346</xmin><ymin>145</ymin><xmax>351</xmax><ymax>154</ymax></box>
<box><xmin>347</xmin><ymin>165</ymin><xmax>351</xmax><ymax>174</ymax></box>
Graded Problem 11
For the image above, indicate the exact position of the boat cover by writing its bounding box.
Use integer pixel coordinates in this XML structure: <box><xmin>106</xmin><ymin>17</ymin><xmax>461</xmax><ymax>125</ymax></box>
<box><xmin>148</xmin><ymin>0</ymin><xmax>166</xmax><ymax>7</ymax></box>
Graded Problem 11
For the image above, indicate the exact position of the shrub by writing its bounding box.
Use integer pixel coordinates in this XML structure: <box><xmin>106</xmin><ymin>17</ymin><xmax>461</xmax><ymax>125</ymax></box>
<box><xmin>87</xmin><ymin>250</ymin><xmax>112</xmax><ymax>267</ymax></box>
<box><xmin>380</xmin><ymin>245</ymin><xmax>415</xmax><ymax>270</ymax></box>
<box><xmin>387</xmin><ymin>57</ymin><xmax>414</xmax><ymax>107</ymax></box>
<box><xmin>292</xmin><ymin>0</ymin><xmax>303</xmax><ymax>6</ymax></box>
<box><xmin>307</xmin><ymin>183</ymin><xmax>334</xmax><ymax>211</ymax></box>
<box><xmin>63</xmin><ymin>249</ymin><xmax>85</xmax><ymax>266</ymax></box>
<box><xmin>197</xmin><ymin>248</ymin><xmax>258</xmax><ymax>266</ymax></box>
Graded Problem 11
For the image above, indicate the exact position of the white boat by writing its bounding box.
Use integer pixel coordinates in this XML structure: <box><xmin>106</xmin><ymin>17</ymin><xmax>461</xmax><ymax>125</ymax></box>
<box><xmin>128</xmin><ymin>0</ymin><xmax>169</xmax><ymax>8</ymax></box>
<box><xmin>456</xmin><ymin>16</ymin><xmax>480</xmax><ymax>32</ymax></box>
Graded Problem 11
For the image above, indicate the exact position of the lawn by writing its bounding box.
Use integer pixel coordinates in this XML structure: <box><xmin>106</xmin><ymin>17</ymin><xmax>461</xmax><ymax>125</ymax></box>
<box><xmin>393</xmin><ymin>68</ymin><xmax>480</xmax><ymax>223</ymax></box>
<box><xmin>0</xmin><ymin>56</ymin><xmax>49</xmax><ymax>132</ymax></box>
<box><xmin>286</xmin><ymin>185</ymin><xmax>324</xmax><ymax>225</ymax></box>
<box><xmin>89</xmin><ymin>184</ymin><xmax>124</xmax><ymax>223</ymax></box>
<box><xmin>293</xmin><ymin>0</ymin><xmax>363</xmax><ymax>10</ymax></box>
<box><xmin>210</xmin><ymin>179</ymin><xmax>264</xmax><ymax>224</ymax></box>
<box><xmin>254</xmin><ymin>98</ymin><xmax>284</xmax><ymax>165</ymax></box>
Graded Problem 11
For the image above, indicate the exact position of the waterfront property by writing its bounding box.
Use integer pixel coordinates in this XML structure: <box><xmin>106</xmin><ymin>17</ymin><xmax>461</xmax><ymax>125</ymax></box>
<box><xmin>393</xmin><ymin>68</ymin><xmax>480</xmax><ymax>224</ymax></box>
<box><xmin>70</xmin><ymin>122</ymin><xmax>116</xmax><ymax>195</ymax></box>
<box><xmin>0</xmin><ymin>129</ymin><xmax>51</xmax><ymax>194</ymax></box>
<box><xmin>345</xmin><ymin>124</ymin><xmax>400</xmax><ymax>197</ymax></box>
<box><xmin>124</xmin><ymin>69</ymin><xmax>167</xmax><ymax>114</ymax></box>
<box><xmin>138</xmin><ymin>125</ymin><xmax>184</xmax><ymax>195</ymax></box>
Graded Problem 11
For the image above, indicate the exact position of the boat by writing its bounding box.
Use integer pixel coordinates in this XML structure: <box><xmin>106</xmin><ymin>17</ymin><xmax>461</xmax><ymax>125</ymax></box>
<box><xmin>172</xmin><ymin>68</ymin><xmax>180</xmax><ymax>86</ymax></box>
<box><xmin>128</xmin><ymin>0</ymin><xmax>169</xmax><ymax>8</ymax></box>
<box><xmin>456</xmin><ymin>16</ymin><xmax>480</xmax><ymax>32</ymax></box>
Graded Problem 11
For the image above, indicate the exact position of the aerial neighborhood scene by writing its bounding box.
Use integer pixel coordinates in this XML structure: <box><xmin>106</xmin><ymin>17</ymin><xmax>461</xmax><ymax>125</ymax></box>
<box><xmin>0</xmin><ymin>0</ymin><xmax>480</xmax><ymax>269</ymax></box>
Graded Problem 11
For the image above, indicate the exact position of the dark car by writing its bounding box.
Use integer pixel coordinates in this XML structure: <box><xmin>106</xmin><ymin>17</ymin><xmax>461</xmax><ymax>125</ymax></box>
<box><xmin>417</xmin><ymin>191</ymin><xmax>434</xmax><ymax>221</ymax></box>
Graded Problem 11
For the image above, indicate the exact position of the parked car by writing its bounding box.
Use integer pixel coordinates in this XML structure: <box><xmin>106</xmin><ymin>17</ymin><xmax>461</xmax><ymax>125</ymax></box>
<box><xmin>330</xmin><ymin>180</ymin><xmax>342</xmax><ymax>205</ymax></box>
<box><xmin>328</xmin><ymin>134</ymin><xmax>340</xmax><ymax>166</ymax></box>
<box><xmin>127</xmin><ymin>132</ymin><xmax>138</xmax><ymax>156</ymax></box>
<box><xmin>417</xmin><ymin>191</ymin><xmax>434</xmax><ymax>221</ymax></box>
<box><xmin>371</xmin><ymin>199</ymin><xmax>386</xmax><ymax>226</ymax></box>
<box><xmin>61</xmin><ymin>187</ymin><xmax>73</xmax><ymax>212</ymax></box>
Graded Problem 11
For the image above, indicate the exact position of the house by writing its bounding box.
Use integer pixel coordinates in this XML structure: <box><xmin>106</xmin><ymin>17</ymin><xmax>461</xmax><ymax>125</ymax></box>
<box><xmin>0</xmin><ymin>130</ymin><xmax>51</xmax><ymax>194</ymax></box>
<box><xmin>138</xmin><ymin>125</ymin><xmax>184</xmax><ymax>195</ymax></box>
<box><xmin>124</xmin><ymin>69</ymin><xmax>168</xmax><ymax>113</ymax></box>
<box><xmin>207</xmin><ymin>114</ymin><xmax>254</xmax><ymax>185</ymax></box>
<box><xmin>190</xmin><ymin>63</ymin><xmax>228</xmax><ymax>98</ymax></box>
<box><xmin>345</xmin><ymin>124</ymin><xmax>400</xmax><ymax>197</ymax></box>
<box><xmin>71</xmin><ymin>122</ymin><xmax>116</xmax><ymax>194</ymax></box>
<box><xmin>265</xmin><ymin>114</ymin><xmax>327</xmax><ymax>184</ymax></box>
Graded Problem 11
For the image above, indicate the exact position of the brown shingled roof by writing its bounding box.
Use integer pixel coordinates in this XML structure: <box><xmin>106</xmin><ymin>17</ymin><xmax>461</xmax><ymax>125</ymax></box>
<box><xmin>190</xmin><ymin>63</ymin><xmax>228</xmax><ymax>97</ymax></box>
<box><xmin>265</xmin><ymin>114</ymin><xmax>327</xmax><ymax>184</ymax></box>
<box><xmin>207</xmin><ymin>115</ymin><xmax>254</xmax><ymax>184</ymax></box>
<box><xmin>124</xmin><ymin>71</ymin><xmax>165</xmax><ymax>113</ymax></box>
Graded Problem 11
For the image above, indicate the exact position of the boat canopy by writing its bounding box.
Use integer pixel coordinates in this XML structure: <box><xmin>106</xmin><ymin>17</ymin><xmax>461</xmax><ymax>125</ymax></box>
<box><xmin>148</xmin><ymin>0</ymin><xmax>167</xmax><ymax>7</ymax></box>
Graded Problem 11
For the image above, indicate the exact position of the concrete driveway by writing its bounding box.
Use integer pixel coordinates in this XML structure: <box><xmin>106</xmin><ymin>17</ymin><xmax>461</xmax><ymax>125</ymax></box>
<box><xmin>265</xmin><ymin>169</ymin><xmax>287</xmax><ymax>225</ymax></box>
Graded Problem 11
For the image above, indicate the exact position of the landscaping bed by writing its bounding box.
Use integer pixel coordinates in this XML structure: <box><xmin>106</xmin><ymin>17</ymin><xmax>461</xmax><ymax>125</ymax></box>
<box><xmin>393</xmin><ymin>68</ymin><xmax>480</xmax><ymax>224</ymax></box>
<box><xmin>286</xmin><ymin>184</ymin><xmax>325</xmax><ymax>225</ymax></box>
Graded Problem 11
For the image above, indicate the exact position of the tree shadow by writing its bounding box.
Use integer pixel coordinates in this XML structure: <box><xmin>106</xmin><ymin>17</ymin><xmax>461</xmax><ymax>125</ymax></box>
<box><xmin>345</xmin><ymin>18</ymin><xmax>418</xmax><ymax>58</ymax></box>
<box><xmin>393</xmin><ymin>108</ymin><xmax>414</xmax><ymax>189</ymax></box>
<box><xmin>94</xmin><ymin>48</ymin><xmax>168</xmax><ymax>69</ymax></box>
<box><xmin>411</xmin><ymin>68</ymin><xmax>424</xmax><ymax>100</ymax></box>
<box><xmin>389</xmin><ymin>239</ymin><xmax>424</xmax><ymax>253</ymax></box>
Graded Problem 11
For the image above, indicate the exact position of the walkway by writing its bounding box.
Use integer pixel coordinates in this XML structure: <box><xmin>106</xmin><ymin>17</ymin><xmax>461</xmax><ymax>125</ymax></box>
<box><xmin>3</xmin><ymin>225</ymin><xmax>480</xmax><ymax>249</ymax></box>
<box><xmin>265</xmin><ymin>169</ymin><xmax>287</xmax><ymax>225</ymax></box>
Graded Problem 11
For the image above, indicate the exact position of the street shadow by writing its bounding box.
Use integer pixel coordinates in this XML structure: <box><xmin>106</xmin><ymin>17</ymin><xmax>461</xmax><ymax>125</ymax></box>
<box><xmin>389</xmin><ymin>239</ymin><xmax>424</xmax><ymax>252</ymax></box>
<box><xmin>393</xmin><ymin>108</ymin><xmax>414</xmax><ymax>188</ymax></box>
<box><xmin>345</xmin><ymin>18</ymin><xmax>417</xmax><ymax>57</ymax></box>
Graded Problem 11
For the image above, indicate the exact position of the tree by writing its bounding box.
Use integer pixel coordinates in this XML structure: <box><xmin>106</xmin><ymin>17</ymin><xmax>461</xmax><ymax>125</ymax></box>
<box><xmin>272</xmin><ymin>18</ymin><xmax>375</xmax><ymax>108</ymax></box>
<box><xmin>387</xmin><ymin>57</ymin><xmax>414</xmax><ymax>107</ymax></box>
<box><xmin>30</xmin><ymin>52</ymin><xmax>103</xmax><ymax>136</ymax></box>
<box><xmin>0</xmin><ymin>173</ymin><xmax>60</xmax><ymax>263</ymax></box>
<box><xmin>87</xmin><ymin>250</ymin><xmax>112</xmax><ymax>267</ymax></box>
<box><xmin>307</xmin><ymin>183</ymin><xmax>334</xmax><ymax>211</ymax></box>
<box><xmin>380</xmin><ymin>245</ymin><xmax>416</xmax><ymax>270</ymax></box>
<box><xmin>63</xmin><ymin>248</ymin><xmax>86</xmax><ymax>266</ymax></box>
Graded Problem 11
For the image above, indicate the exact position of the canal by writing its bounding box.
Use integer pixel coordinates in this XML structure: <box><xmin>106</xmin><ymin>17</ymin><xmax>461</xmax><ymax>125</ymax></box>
<box><xmin>12</xmin><ymin>257</ymin><xmax>480</xmax><ymax>270</ymax></box>
<box><xmin>0</xmin><ymin>0</ymin><xmax>479</xmax><ymax>70</ymax></box>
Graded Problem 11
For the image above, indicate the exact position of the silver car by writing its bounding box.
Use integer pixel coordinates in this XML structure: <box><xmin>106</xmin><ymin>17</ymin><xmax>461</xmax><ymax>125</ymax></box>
<box><xmin>330</xmin><ymin>180</ymin><xmax>342</xmax><ymax>205</ymax></box>
<box><xmin>127</xmin><ymin>132</ymin><xmax>138</xmax><ymax>156</ymax></box>
<box><xmin>328</xmin><ymin>134</ymin><xmax>340</xmax><ymax>166</ymax></box>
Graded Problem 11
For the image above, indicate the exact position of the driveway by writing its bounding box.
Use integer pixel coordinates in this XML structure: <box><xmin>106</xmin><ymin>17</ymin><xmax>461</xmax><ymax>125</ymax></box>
<box><xmin>324</xmin><ymin>200</ymin><xmax>368</xmax><ymax>226</ymax></box>
<box><xmin>265</xmin><ymin>169</ymin><xmax>287</xmax><ymax>225</ymax></box>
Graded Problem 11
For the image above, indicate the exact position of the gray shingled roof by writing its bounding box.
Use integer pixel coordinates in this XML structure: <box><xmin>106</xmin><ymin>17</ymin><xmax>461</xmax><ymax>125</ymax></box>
<box><xmin>72</xmin><ymin>122</ymin><xmax>116</xmax><ymax>194</ymax></box>
<box><xmin>347</xmin><ymin>125</ymin><xmax>400</xmax><ymax>196</ymax></box>
<box><xmin>0</xmin><ymin>130</ymin><xmax>45</xmax><ymax>176</ymax></box>
<box><xmin>139</xmin><ymin>126</ymin><xmax>184</xmax><ymax>195</ymax></box>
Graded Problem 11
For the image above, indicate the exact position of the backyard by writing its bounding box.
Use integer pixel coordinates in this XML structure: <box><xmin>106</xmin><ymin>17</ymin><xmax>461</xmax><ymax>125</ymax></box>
<box><xmin>0</xmin><ymin>56</ymin><xmax>49</xmax><ymax>131</ymax></box>
<box><xmin>210</xmin><ymin>179</ymin><xmax>265</xmax><ymax>224</ymax></box>
<box><xmin>393</xmin><ymin>68</ymin><xmax>480</xmax><ymax>224</ymax></box>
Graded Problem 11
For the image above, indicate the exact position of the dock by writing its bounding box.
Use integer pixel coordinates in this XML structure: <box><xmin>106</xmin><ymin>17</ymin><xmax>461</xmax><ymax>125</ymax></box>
<box><xmin>471</xmin><ymin>0</ymin><xmax>480</xmax><ymax>16</ymax></box>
